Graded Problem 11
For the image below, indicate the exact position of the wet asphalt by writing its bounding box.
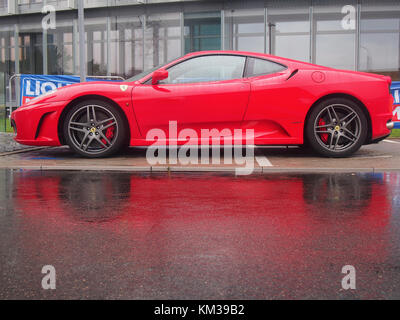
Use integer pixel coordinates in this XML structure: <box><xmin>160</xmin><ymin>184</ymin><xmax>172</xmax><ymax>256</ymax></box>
<box><xmin>1</xmin><ymin>169</ymin><xmax>400</xmax><ymax>299</ymax></box>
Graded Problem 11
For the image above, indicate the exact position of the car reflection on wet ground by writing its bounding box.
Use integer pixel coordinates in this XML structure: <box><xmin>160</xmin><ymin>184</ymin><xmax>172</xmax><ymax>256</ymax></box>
<box><xmin>1</xmin><ymin>169</ymin><xmax>400</xmax><ymax>299</ymax></box>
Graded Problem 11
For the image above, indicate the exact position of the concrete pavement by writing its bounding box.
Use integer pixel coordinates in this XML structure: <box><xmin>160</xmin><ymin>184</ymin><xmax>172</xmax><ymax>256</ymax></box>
<box><xmin>0</xmin><ymin>139</ymin><xmax>400</xmax><ymax>173</ymax></box>
<box><xmin>0</xmin><ymin>132</ymin><xmax>34</xmax><ymax>153</ymax></box>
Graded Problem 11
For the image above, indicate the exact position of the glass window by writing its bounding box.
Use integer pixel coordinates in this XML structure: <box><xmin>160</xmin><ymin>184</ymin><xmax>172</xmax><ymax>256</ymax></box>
<box><xmin>268</xmin><ymin>0</ymin><xmax>311</xmax><ymax>62</ymax></box>
<box><xmin>224</xmin><ymin>8</ymin><xmax>265</xmax><ymax>53</ymax></box>
<box><xmin>245</xmin><ymin>57</ymin><xmax>287</xmax><ymax>77</ymax></box>
<box><xmin>18</xmin><ymin>17</ymin><xmax>43</xmax><ymax>75</ymax></box>
<box><xmin>359</xmin><ymin>0</ymin><xmax>400</xmax><ymax>80</ymax></box>
<box><xmin>0</xmin><ymin>30</ymin><xmax>15</xmax><ymax>75</ymax></box>
<box><xmin>125</xmin><ymin>56</ymin><xmax>182</xmax><ymax>82</ymax></box>
<box><xmin>161</xmin><ymin>55</ymin><xmax>245</xmax><ymax>84</ymax></box>
<box><xmin>110</xmin><ymin>15</ymin><xmax>143</xmax><ymax>79</ymax></box>
<box><xmin>0</xmin><ymin>71</ymin><xmax>5</xmax><ymax>132</ymax></box>
<box><xmin>184</xmin><ymin>12</ymin><xmax>221</xmax><ymax>53</ymax></box>
<box><xmin>84</xmin><ymin>16</ymin><xmax>107</xmax><ymax>76</ymax></box>
<box><xmin>0</xmin><ymin>29</ymin><xmax>15</xmax><ymax>110</ymax></box>
<box><xmin>0</xmin><ymin>29</ymin><xmax>14</xmax><ymax>126</ymax></box>
<box><xmin>46</xmin><ymin>15</ymin><xmax>74</xmax><ymax>75</ymax></box>
<box><xmin>144</xmin><ymin>12</ymin><xmax>181</xmax><ymax>71</ymax></box>
<box><xmin>313</xmin><ymin>0</ymin><xmax>357</xmax><ymax>70</ymax></box>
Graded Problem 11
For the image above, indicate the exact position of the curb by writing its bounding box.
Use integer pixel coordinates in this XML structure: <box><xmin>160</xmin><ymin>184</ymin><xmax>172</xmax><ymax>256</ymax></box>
<box><xmin>0</xmin><ymin>147</ymin><xmax>48</xmax><ymax>157</ymax></box>
<box><xmin>2</xmin><ymin>164</ymin><xmax>400</xmax><ymax>174</ymax></box>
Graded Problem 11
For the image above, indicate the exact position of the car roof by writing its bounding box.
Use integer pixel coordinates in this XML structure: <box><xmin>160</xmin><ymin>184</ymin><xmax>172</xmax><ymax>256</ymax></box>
<box><xmin>184</xmin><ymin>50</ymin><xmax>268</xmax><ymax>57</ymax></box>
<box><xmin>182</xmin><ymin>50</ymin><xmax>291</xmax><ymax>65</ymax></box>
<box><xmin>180</xmin><ymin>50</ymin><xmax>326</xmax><ymax>70</ymax></box>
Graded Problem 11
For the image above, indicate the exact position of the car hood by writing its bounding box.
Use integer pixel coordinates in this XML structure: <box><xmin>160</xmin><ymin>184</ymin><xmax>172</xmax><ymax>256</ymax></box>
<box><xmin>20</xmin><ymin>81</ymin><xmax>134</xmax><ymax>108</ymax></box>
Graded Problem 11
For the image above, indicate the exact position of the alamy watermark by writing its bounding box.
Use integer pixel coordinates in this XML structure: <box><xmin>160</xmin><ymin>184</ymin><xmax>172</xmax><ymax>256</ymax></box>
<box><xmin>41</xmin><ymin>5</ymin><xmax>56</xmax><ymax>30</ymax></box>
<box><xmin>146</xmin><ymin>121</ymin><xmax>255</xmax><ymax>175</ymax></box>
<box><xmin>41</xmin><ymin>265</ymin><xmax>56</xmax><ymax>290</ymax></box>
<box><xmin>341</xmin><ymin>5</ymin><xmax>356</xmax><ymax>30</ymax></box>
<box><xmin>341</xmin><ymin>265</ymin><xmax>356</xmax><ymax>290</ymax></box>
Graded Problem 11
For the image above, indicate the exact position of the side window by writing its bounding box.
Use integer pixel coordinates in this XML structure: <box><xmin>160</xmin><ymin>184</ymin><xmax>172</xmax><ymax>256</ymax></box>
<box><xmin>160</xmin><ymin>55</ymin><xmax>246</xmax><ymax>84</ymax></box>
<box><xmin>245</xmin><ymin>57</ymin><xmax>287</xmax><ymax>77</ymax></box>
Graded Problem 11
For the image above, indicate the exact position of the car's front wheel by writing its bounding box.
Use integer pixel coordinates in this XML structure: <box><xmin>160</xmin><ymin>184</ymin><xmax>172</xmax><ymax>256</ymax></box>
<box><xmin>305</xmin><ymin>98</ymin><xmax>368</xmax><ymax>157</ymax></box>
<box><xmin>63</xmin><ymin>100</ymin><xmax>126</xmax><ymax>158</ymax></box>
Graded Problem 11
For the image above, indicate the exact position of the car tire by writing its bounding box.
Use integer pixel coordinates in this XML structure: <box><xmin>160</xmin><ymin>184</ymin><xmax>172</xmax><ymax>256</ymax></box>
<box><xmin>305</xmin><ymin>98</ymin><xmax>368</xmax><ymax>158</ymax></box>
<box><xmin>63</xmin><ymin>99</ymin><xmax>127</xmax><ymax>158</ymax></box>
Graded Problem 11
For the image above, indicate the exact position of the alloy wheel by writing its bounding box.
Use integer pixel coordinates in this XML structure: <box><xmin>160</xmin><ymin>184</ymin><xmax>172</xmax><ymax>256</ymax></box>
<box><xmin>313</xmin><ymin>104</ymin><xmax>362</xmax><ymax>152</ymax></box>
<box><xmin>67</xmin><ymin>104</ymin><xmax>119</xmax><ymax>155</ymax></box>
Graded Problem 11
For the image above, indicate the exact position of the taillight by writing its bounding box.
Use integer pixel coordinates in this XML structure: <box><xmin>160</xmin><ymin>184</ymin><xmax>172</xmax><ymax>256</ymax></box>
<box><xmin>390</xmin><ymin>96</ymin><xmax>394</xmax><ymax>113</ymax></box>
<box><xmin>384</xmin><ymin>76</ymin><xmax>392</xmax><ymax>86</ymax></box>
<box><xmin>384</xmin><ymin>76</ymin><xmax>392</xmax><ymax>94</ymax></box>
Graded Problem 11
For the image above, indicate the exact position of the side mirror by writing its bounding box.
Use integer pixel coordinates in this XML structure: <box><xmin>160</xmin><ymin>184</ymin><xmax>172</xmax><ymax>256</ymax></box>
<box><xmin>152</xmin><ymin>69</ymin><xmax>169</xmax><ymax>85</ymax></box>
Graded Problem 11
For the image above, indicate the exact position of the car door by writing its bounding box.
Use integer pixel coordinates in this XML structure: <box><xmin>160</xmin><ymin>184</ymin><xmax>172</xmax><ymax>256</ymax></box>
<box><xmin>242</xmin><ymin>57</ymin><xmax>295</xmax><ymax>143</ymax></box>
<box><xmin>132</xmin><ymin>54</ymin><xmax>250</xmax><ymax>140</ymax></box>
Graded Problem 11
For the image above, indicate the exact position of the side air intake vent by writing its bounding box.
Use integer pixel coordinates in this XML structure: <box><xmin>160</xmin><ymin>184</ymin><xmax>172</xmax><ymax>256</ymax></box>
<box><xmin>287</xmin><ymin>69</ymin><xmax>298</xmax><ymax>81</ymax></box>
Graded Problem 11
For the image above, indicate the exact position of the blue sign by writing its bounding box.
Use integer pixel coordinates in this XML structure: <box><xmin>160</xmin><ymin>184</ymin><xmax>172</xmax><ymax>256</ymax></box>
<box><xmin>392</xmin><ymin>81</ymin><xmax>400</xmax><ymax>129</ymax></box>
<box><xmin>19</xmin><ymin>74</ymin><xmax>119</xmax><ymax>106</ymax></box>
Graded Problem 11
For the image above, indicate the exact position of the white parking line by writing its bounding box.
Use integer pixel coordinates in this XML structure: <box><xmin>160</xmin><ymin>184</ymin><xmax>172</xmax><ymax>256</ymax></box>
<box><xmin>255</xmin><ymin>156</ymin><xmax>273</xmax><ymax>167</ymax></box>
<box><xmin>383</xmin><ymin>139</ymin><xmax>400</xmax><ymax>144</ymax></box>
<box><xmin>352</xmin><ymin>155</ymin><xmax>392</xmax><ymax>159</ymax></box>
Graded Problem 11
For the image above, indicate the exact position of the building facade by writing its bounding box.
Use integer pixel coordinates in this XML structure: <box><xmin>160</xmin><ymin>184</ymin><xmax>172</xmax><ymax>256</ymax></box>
<box><xmin>1</xmin><ymin>0</ymin><xmax>400</xmax><ymax>130</ymax></box>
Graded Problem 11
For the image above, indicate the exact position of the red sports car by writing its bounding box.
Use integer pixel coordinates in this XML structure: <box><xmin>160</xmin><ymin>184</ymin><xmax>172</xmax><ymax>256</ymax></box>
<box><xmin>11</xmin><ymin>50</ymin><xmax>394</xmax><ymax>158</ymax></box>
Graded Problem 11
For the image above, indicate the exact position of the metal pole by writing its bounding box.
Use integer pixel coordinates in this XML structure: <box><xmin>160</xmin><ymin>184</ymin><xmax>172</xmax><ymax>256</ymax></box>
<box><xmin>221</xmin><ymin>10</ymin><xmax>225</xmax><ymax>50</ymax></box>
<box><xmin>43</xmin><ymin>29</ymin><xmax>48</xmax><ymax>75</ymax></box>
<box><xmin>268</xmin><ymin>22</ymin><xmax>275</xmax><ymax>55</ymax></box>
<box><xmin>14</xmin><ymin>24</ymin><xmax>19</xmax><ymax>111</ymax></box>
<box><xmin>142</xmin><ymin>14</ymin><xmax>146</xmax><ymax>71</ymax></box>
<box><xmin>73</xmin><ymin>19</ymin><xmax>78</xmax><ymax>75</ymax></box>
<box><xmin>43</xmin><ymin>0</ymin><xmax>48</xmax><ymax>75</ymax></box>
<box><xmin>106</xmin><ymin>16</ymin><xmax>111</xmax><ymax>77</ymax></box>
<box><xmin>309</xmin><ymin>5</ymin><xmax>313</xmax><ymax>63</ymax></box>
<box><xmin>264</xmin><ymin>7</ymin><xmax>267</xmax><ymax>54</ymax></box>
<box><xmin>78</xmin><ymin>0</ymin><xmax>86</xmax><ymax>82</ymax></box>
<box><xmin>355</xmin><ymin>0</ymin><xmax>361</xmax><ymax>71</ymax></box>
<box><xmin>180</xmin><ymin>12</ymin><xmax>184</xmax><ymax>56</ymax></box>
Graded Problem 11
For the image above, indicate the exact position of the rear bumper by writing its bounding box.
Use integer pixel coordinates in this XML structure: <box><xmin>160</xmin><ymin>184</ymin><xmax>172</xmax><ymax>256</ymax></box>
<box><xmin>386</xmin><ymin>121</ymin><xmax>395</xmax><ymax>130</ymax></box>
<box><xmin>368</xmin><ymin>133</ymin><xmax>390</xmax><ymax>145</ymax></box>
<box><xmin>367</xmin><ymin>91</ymin><xmax>394</xmax><ymax>140</ymax></box>
<box><xmin>369</xmin><ymin>112</ymin><xmax>392</xmax><ymax>142</ymax></box>
<box><xmin>10</xmin><ymin>101</ymin><xmax>66</xmax><ymax>146</ymax></box>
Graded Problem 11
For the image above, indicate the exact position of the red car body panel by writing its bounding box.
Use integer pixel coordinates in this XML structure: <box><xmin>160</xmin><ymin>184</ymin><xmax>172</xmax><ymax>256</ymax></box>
<box><xmin>11</xmin><ymin>50</ymin><xmax>393</xmax><ymax>147</ymax></box>
<box><xmin>132</xmin><ymin>78</ymin><xmax>251</xmax><ymax>140</ymax></box>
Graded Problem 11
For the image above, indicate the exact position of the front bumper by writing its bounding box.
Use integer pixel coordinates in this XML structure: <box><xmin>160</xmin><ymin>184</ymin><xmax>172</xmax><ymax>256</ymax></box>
<box><xmin>10</xmin><ymin>101</ymin><xmax>67</xmax><ymax>146</ymax></box>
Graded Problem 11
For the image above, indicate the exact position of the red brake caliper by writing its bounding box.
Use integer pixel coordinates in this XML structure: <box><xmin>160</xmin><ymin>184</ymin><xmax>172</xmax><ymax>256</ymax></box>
<box><xmin>318</xmin><ymin>118</ymin><xmax>329</xmax><ymax>143</ymax></box>
<box><xmin>100</xmin><ymin>120</ymin><xmax>115</xmax><ymax>147</ymax></box>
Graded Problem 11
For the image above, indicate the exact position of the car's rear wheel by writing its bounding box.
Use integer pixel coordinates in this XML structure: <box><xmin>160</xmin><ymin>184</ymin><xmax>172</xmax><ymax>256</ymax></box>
<box><xmin>63</xmin><ymin>100</ymin><xmax>126</xmax><ymax>158</ymax></box>
<box><xmin>306</xmin><ymin>98</ymin><xmax>368</xmax><ymax>157</ymax></box>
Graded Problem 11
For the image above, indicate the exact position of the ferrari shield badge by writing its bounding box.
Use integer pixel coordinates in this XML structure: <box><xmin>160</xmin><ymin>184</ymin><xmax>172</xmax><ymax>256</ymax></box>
<box><xmin>120</xmin><ymin>85</ymin><xmax>128</xmax><ymax>92</ymax></box>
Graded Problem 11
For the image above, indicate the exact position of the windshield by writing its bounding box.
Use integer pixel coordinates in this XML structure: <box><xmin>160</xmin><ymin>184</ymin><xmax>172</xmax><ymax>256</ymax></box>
<box><xmin>124</xmin><ymin>56</ymin><xmax>184</xmax><ymax>82</ymax></box>
<box><xmin>124</xmin><ymin>65</ymin><xmax>162</xmax><ymax>82</ymax></box>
